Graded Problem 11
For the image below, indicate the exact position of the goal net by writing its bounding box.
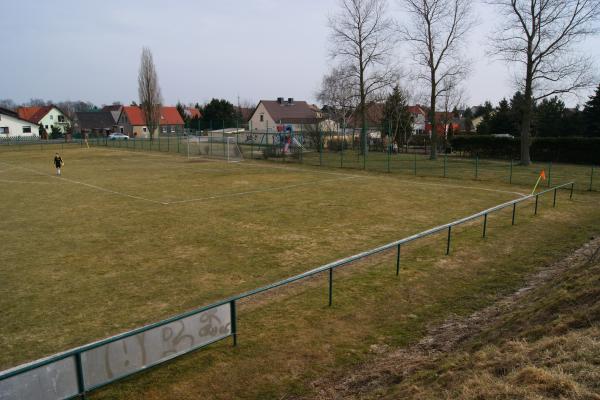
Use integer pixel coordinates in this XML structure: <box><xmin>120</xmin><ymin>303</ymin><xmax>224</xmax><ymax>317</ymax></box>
<box><xmin>186</xmin><ymin>136</ymin><xmax>244</xmax><ymax>162</ymax></box>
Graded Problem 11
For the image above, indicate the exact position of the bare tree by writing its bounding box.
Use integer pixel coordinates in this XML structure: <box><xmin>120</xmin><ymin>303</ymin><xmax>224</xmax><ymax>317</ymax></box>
<box><xmin>439</xmin><ymin>77</ymin><xmax>466</xmax><ymax>140</ymax></box>
<box><xmin>138</xmin><ymin>47</ymin><xmax>162</xmax><ymax>141</ymax></box>
<box><xmin>317</xmin><ymin>66</ymin><xmax>358</xmax><ymax>132</ymax></box>
<box><xmin>487</xmin><ymin>0</ymin><xmax>600</xmax><ymax>165</ymax></box>
<box><xmin>399</xmin><ymin>0</ymin><xmax>473</xmax><ymax>160</ymax></box>
<box><xmin>329</xmin><ymin>0</ymin><xmax>398</xmax><ymax>155</ymax></box>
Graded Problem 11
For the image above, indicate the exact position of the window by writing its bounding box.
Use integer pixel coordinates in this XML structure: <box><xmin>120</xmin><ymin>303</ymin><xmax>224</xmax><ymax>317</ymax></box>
<box><xmin>0</xmin><ymin>127</ymin><xmax>9</xmax><ymax>134</ymax></box>
<box><xmin>260</xmin><ymin>115</ymin><xmax>264</xmax><ymax>122</ymax></box>
<box><xmin>45</xmin><ymin>125</ymin><xmax>49</xmax><ymax>129</ymax></box>
<box><xmin>50</xmin><ymin>115</ymin><xmax>54</xmax><ymax>120</ymax></box>
<box><xmin>22</xmin><ymin>126</ymin><xmax>31</xmax><ymax>133</ymax></box>
<box><xmin>143</xmin><ymin>127</ymin><xmax>147</xmax><ymax>132</ymax></box>
<box><xmin>171</xmin><ymin>127</ymin><xmax>175</xmax><ymax>133</ymax></box>
<box><xmin>161</xmin><ymin>127</ymin><xmax>166</xmax><ymax>133</ymax></box>
<box><xmin>58</xmin><ymin>115</ymin><xmax>65</xmax><ymax>123</ymax></box>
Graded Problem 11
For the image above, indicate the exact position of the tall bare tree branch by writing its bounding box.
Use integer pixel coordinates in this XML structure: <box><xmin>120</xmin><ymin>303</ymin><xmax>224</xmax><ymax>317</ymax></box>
<box><xmin>138</xmin><ymin>47</ymin><xmax>162</xmax><ymax>141</ymax></box>
<box><xmin>329</xmin><ymin>0</ymin><xmax>399</xmax><ymax>155</ymax></box>
<box><xmin>399</xmin><ymin>0</ymin><xmax>474</xmax><ymax>160</ymax></box>
<box><xmin>487</xmin><ymin>0</ymin><xmax>600</xmax><ymax>165</ymax></box>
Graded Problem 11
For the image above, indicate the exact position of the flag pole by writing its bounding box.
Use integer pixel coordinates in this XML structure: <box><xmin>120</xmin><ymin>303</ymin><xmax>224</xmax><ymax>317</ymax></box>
<box><xmin>531</xmin><ymin>169</ymin><xmax>546</xmax><ymax>195</ymax></box>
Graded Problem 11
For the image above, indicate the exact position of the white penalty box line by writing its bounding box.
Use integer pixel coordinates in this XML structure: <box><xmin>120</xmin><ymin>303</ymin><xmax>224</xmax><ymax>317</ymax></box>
<box><xmin>0</xmin><ymin>161</ymin><xmax>365</xmax><ymax>206</ymax></box>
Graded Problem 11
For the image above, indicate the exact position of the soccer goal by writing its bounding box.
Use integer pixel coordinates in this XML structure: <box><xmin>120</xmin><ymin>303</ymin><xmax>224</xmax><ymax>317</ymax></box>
<box><xmin>186</xmin><ymin>136</ymin><xmax>244</xmax><ymax>162</ymax></box>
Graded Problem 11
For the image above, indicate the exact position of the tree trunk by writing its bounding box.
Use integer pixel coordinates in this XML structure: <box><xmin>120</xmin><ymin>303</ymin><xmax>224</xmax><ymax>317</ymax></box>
<box><xmin>520</xmin><ymin>48</ymin><xmax>534</xmax><ymax>166</ymax></box>
<box><xmin>360</xmin><ymin>75</ymin><xmax>367</xmax><ymax>157</ymax></box>
<box><xmin>429</xmin><ymin>75</ymin><xmax>437</xmax><ymax>160</ymax></box>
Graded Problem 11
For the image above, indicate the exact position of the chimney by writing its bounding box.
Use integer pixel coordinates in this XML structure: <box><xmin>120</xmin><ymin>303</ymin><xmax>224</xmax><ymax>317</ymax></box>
<box><xmin>287</xmin><ymin>98</ymin><xmax>294</xmax><ymax>105</ymax></box>
<box><xmin>277</xmin><ymin>97</ymin><xmax>284</xmax><ymax>104</ymax></box>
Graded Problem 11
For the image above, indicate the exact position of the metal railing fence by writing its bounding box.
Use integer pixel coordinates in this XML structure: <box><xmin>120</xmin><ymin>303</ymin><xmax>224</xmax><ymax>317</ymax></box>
<box><xmin>0</xmin><ymin>181</ymin><xmax>575</xmax><ymax>400</ymax></box>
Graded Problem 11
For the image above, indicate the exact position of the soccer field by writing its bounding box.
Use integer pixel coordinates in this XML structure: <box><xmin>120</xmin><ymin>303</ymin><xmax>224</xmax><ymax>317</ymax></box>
<box><xmin>0</xmin><ymin>146</ymin><xmax>532</xmax><ymax>368</ymax></box>
<box><xmin>2</xmin><ymin>145</ymin><xmax>599</xmax><ymax>400</ymax></box>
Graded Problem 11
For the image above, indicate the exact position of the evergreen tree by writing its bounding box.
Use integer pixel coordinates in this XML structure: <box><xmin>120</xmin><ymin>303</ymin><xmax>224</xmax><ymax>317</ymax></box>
<box><xmin>381</xmin><ymin>85</ymin><xmax>413</xmax><ymax>148</ymax></box>
<box><xmin>583</xmin><ymin>84</ymin><xmax>600</xmax><ymax>137</ymax></box>
<box><xmin>489</xmin><ymin>99</ymin><xmax>519</xmax><ymax>136</ymax></box>
<box><xmin>201</xmin><ymin>99</ymin><xmax>240</xmax><ymax>129</ymax></box>
<box><xmin>534</xmin><ymin>97</ymin><xmax>566</xmax><ymax>137</ymax></box>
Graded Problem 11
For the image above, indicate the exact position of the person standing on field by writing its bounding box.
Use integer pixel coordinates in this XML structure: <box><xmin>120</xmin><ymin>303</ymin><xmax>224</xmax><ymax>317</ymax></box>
<box><xmin>54</xmin><ymin>153</ymin><xmax>63</xmax><ymax>176</ymax></box>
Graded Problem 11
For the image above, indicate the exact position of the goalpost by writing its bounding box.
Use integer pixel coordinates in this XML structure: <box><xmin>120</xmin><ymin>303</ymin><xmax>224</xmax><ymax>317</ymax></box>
<box><xmin>186</xmin><ymin>136</ymin><xmax>244</xmax><ymax>162</ymax></box>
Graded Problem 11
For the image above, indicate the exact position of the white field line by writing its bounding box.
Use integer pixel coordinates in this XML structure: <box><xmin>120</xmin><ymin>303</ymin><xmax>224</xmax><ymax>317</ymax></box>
<box><xmin>165</xmin><ymin>176</ymin><xmax>362</xmax><ymax>205</ymax></box>
<box><xmin>388</xmin><ymin>178</ymin><xmax>528</xmax><ymax>197</ymax></box>
<box><xmin>0</xmin><ymin>178</ymin><xmax>62</xmax><ymax>185</ymax></box>
<box><xmin>0</xmin><ymin>161</ymin><xmax>166</xmax><ymax>205</ymax></box>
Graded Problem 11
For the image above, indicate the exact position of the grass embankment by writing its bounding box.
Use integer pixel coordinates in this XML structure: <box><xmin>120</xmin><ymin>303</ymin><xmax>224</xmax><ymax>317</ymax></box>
<box><xmin>90</xmin><ymin>189</ymin><xmax>599</xmax><ymax>398</ymax></box>
<box><xmin>307</xmin><ymin>229</ymin><xmax>600</xmax><ymax>399</ymax></box>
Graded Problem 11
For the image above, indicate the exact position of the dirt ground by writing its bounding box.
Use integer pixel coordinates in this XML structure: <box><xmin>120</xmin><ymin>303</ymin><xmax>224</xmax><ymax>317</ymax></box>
<box><xmin>303</xmin><ymin>236</ymin><xmax>600</xmax><ymax>399</ymax></box>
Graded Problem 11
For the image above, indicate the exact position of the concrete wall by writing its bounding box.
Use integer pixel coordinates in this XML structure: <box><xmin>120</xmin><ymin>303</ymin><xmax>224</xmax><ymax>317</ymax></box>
<box><xmin>0</xmin><ymin>114</ymin><xmax>40</xmax><ymax>138</ymax></box>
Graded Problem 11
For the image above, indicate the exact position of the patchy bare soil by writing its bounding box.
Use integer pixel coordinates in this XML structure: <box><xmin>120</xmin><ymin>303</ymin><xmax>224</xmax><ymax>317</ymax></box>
<box><xmin>303</xmin><ymin>236</ymin><xmax>600</xmax><ymax>400</ymax></box>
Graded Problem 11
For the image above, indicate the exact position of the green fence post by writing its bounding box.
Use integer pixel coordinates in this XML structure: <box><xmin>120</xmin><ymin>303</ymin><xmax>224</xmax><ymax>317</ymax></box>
<box><xmin>475</xmin><ymin>155</ymin><xmax>479</xmax><ymax>179</ymax></box>
<box><xmin>230</xmin><ymin>300</ymin><xmax>237</xmax><ymax>346</ymax></box>
<box><xmin>553</xmin><ymin>188</ymin><xmax>557</xmax><ymax>207</ymax></box>
<box><xmin>534</xmin><ymin>194</ymin><xmax>539</xmax><ymax>215</ymax></box>
<box><xmin>590</xmin><ymin>165</ymin><xmax>595</xmax><ymax>191</ymax></box>
<box><xmin>340</xmin><ymin>129</ymin><xmax>344</xmax><ymax>168</ymax></box>
<box><xmin>395</xmin><ymin>244</ymin><xmax>401</xmax><ymax>276</ymax></box>
<box><xmin>482</xmin><ymin>213</ymin><xmax>488</xmax><ymax>238</ymax></box>
<box><xmin>414</xmin><ymin>151</ymin><xmax>417</xmax><ymax>176</ymax></box>
<box><xmin>167</xmin><ymin>136</ymin><xmax>170</xmax><ymax>152</ymax></box>
<box><xmin>319</xmin><ymin>130</ymin><xmax>323</xmax><ymax>166</ymax></box>
<box><xmin>387</xmin><ymin>145</ymin><xmax>391</xmax><ymax>173</ymax></box>
<box><xmin>547</xmin><ymin>162</ymin><xmax>552</xmax><ymax>187</ymax></box>
<box><xmin>177</xmin><ymin>135</ymin><xmax>180</xmax><ymax>153</ymax></box>
<box><xmin>446</xmin><ymin>226</ymin><xmax>452</xmax><ymax>255</ymax></box>
<box><xmin>75</xmin><ymin>353</ymin><xmax>86</xmax><ymax>399</ymax></box>
<box><xmin>328</xmin><ymin>268</ymin><xmax>333</xmax><ymax>307</ymax></box>
<box><xmin>443</xmin><ymin>154</ymin><xmax>447</xmax><ymax>178</ymax></box>
<box><xmin>570</xmin><ymin>182</ymin><xmax>574</xmax><ymax>199</ymax></box>
<box><xmin>509</xmin><ymin>159</ymin><xmax>513</xmax><ymax>184</ymax></box>
<box><xmin>512</xmin><ymin>203</ymin><xmax>516</xmax><ymax>225</ymax></box>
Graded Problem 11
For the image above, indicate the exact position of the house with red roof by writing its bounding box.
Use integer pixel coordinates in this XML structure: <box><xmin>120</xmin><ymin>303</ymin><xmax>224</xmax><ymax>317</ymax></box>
<box><xmin>116</xmin><ymin>106</ymin><xmax>185</xmax><ymax>138</ymax></box>
<box><xmin>424</xmin><ymin>111</ymin><xmax>461</xmax><ymax>137</ymax></box>
<box><xmin>17</xmin><ymin>105</ymin><xmax>71</xmax><ymax>134</ymax></box>
<box><xmin>0</xmin><ymin>107</ymin><xmax>40</xmax><ymax>138</ymax></box>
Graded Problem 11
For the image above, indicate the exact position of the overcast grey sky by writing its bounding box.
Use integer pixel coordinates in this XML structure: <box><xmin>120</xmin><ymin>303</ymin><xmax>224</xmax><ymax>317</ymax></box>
<box><xmin>2</xmin><ymin>0</ymin><xmax>599</xmax><ymax>107</ymax></box>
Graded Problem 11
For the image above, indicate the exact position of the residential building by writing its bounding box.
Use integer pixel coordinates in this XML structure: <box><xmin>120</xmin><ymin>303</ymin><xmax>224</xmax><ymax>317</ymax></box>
<box><xmin>17</xmin><ymin>105</ymin><xmax>71</xmax><ymax>133</ymax></box>
<box><xmin>74</xmin><ymin>111</ymin><xmax>116</xmax><ymax>137</ymax></box>
<box><xmin>0</xmin><ymin>107</ymin><xmax>40</xmax><ymax>138</ymax></box>
<box><xmin>249</xmin><ymin>98</ymin><xmax>322</xmax><ymax>133</ymax></box>
<box><xmin>116</xmin><ymin>106</ymin><xmax>185</xmax><ymax>138</ymax></box>
<box><xmin>408</xmin><ymin>105</ymin><xmax>427</xmax><ymax>135</ymax></box>
<box><xmin>101</xmin><ymin>105</ymin><xmax>123</xmax><ymax>124</ymax></box>
<box><xmin>425</xmin><ymin>112</ymin><xmax>461</xmax><ymax>137</ymax></box>
<box><xmin>184</xmin><ymin>107</ymin><xmax>202</xmax><ymax>120</ymax></box>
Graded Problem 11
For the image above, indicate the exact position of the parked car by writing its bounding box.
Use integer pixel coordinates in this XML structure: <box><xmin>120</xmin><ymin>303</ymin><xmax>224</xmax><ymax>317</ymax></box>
<box><xmin>108</xmin><ymin>133</ymin><xmax>129</xmax><ymax>140</ymax></box>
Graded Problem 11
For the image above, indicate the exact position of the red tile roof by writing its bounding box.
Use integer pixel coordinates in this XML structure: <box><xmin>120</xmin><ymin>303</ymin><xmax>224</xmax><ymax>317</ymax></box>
<box><xmin>17</xmin><ymin>106</ymin><xmax>54</xmax><ymax>123</ymax></box>
<box><xmin>185</xmin><ymin>107</ymin><xmax>202</xmax><ymax>119</ymax></box>
<box><xmin>122</xmin><ymin>106</ymin><xmax>184</xmax><ymax>126</ymax></box>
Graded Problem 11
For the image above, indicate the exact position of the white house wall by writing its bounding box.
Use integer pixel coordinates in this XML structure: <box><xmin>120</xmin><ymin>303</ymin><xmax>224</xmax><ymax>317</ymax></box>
<box><xmin>0</xmin><ymin>114</ymin><xmax>40</xmax><ymax>138</ymax></box>
<box><xmin>39</xmin><ymin>108</ymin><xmax>70</xmax><ymax>133</ymax></box>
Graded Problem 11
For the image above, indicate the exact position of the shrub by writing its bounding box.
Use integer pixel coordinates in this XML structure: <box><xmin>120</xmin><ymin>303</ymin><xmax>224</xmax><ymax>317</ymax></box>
<box><xmin>450</xmin><ymin>135</ymin><xmax>600</xmax><ymax>164</ymax></box>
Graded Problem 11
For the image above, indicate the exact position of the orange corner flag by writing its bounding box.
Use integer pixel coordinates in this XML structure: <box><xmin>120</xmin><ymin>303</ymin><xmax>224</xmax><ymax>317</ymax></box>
<box><xmin>540</xmin><ymin>170</ymin><xmax>546</xmax><ymax>180</ymax></box>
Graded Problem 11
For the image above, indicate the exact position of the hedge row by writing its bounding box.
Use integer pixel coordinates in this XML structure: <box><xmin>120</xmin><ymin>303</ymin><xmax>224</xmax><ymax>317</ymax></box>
<box><xmin>450</xmin><ymin>136</ymin><xmax>600</xmax><ymax>164</ymax></box>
